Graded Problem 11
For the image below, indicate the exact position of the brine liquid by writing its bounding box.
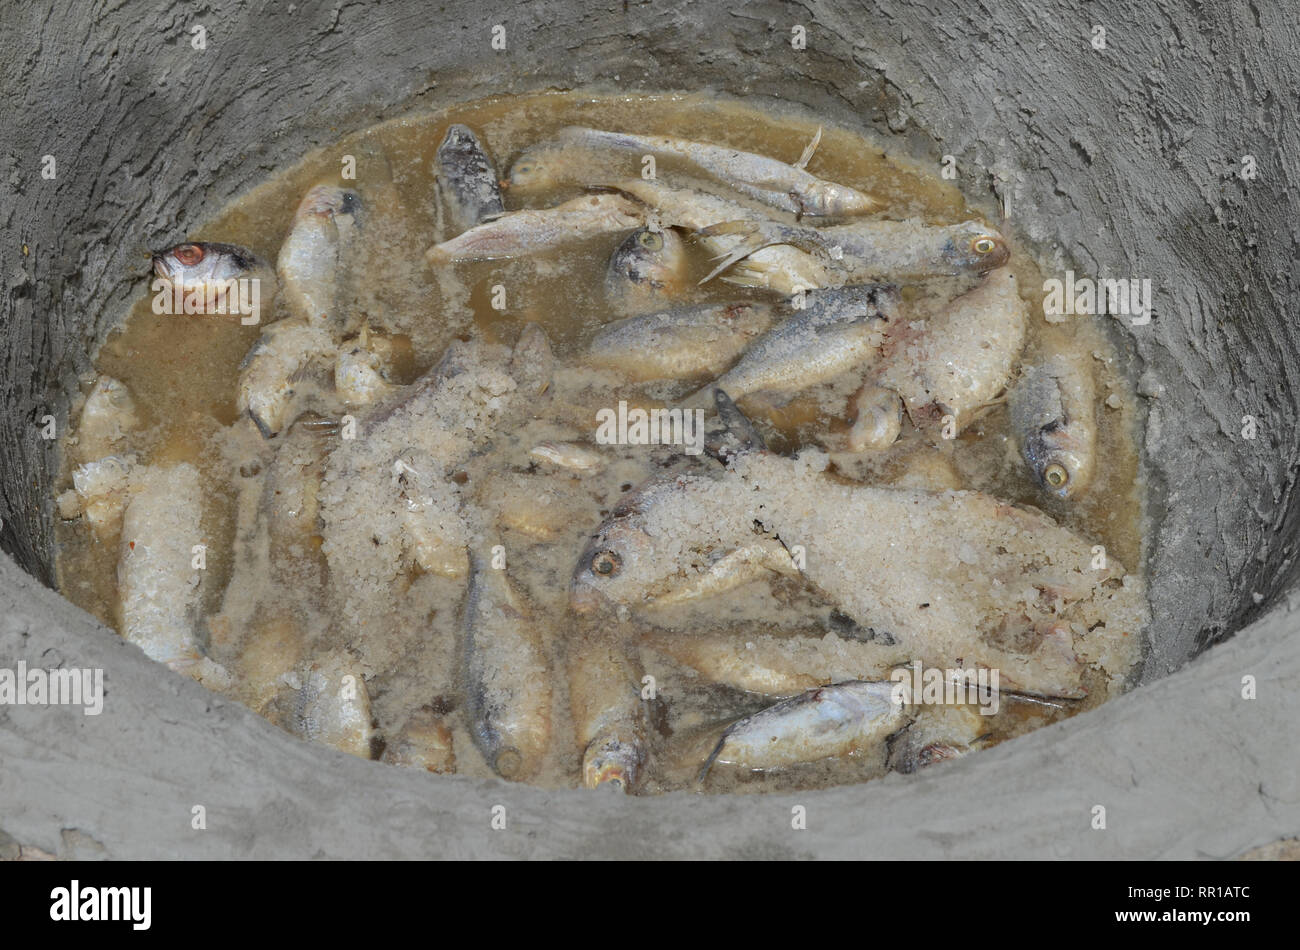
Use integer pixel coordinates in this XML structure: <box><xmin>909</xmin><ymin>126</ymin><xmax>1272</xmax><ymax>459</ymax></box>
<box><xmin>54</xmin><ymin>91</ymin><xmax>1147</xmax><ymax>793</ymax></box>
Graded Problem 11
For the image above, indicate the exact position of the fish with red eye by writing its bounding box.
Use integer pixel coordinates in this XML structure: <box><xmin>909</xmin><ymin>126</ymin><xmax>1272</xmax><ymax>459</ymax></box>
<box><xmin>151</xmin><ymin>241</ymin><xmax>260</xmax><ymax>294</ymax></box>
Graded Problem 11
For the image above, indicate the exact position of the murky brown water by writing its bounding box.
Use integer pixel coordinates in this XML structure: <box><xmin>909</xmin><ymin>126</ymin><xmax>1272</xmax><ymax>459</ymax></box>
<box><xmin>53</xmin><ymin>91</ymin><xmax>1147</xmax><ymax>794</ymax></box>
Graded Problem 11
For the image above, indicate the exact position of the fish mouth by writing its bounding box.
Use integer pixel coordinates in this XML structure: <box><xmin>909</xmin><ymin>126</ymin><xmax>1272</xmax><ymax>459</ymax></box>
<box><xmin>150</xmin><ymin>255</ymin><xmax>172</xmax><ymax>280</ymax></box>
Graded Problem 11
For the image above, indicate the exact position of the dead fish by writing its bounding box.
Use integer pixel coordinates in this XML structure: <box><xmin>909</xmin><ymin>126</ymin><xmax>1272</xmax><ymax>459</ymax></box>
<box><xmin>604</xmin><ymin>226</ymin><xmax>690</xmax><ymax>315</ymax></box>
<box><xmin>1009</xmin><ymin>350</ymin><xmax>1098</xmax><ymax>499</ymax></box>
<box><xmin>684</xmin><ymin>284</ymin><xmax>898</xmax><ymax>405</ymax></box>
<box><xmin>281</xmin><ymin>650</ymin><xmax>373</xmax><ymax>758</ymax></box>
<box><xmin>506</xmin><ymin>143</ymin><xmax>632</xmax><ymax>195</ymax></box>
<box><xmin>702</xmin><ymin>681</ymin><xmax>911</xmax><ymax>776</ymax></box>
<box><xmin>381</xmin><ymin>706</ymin><xmax>457</xmax><ymax>773</ymax></box>
<box><xmin>874</xmin><ymin>266</ymin><xmax>1028</xmax><ymax>436</ymax></box>
<box><xmin>277</xmin><ymin>183</ymin><xmax>361</xmax><ymax>326</ymax></box>
<box><xmin>601</xmin><ymin>180</ymin><xmax>830</xmax><ymax>294</ymax></box>
<box><xmin>117</xmin><ymin>464</ymin><xmax>211</xmax><ymax>672</ymax></box>
<box><xmin>568</xmin><ymin>472</ymin><xmax>763</xmax><ymax>615</ymax></box>
<box><xmin>700</xmin><ymin>218</ymin><xmax>1009</xmax><ymax>285</ymax></box>
<box><xmin>236</xmin><ymin>319</ymin><xmax>337</xmax><ymax>438</ymax></box>
<box><xmin>529</xmin><ymin>441</ymin><xmax>607</xmax><ymax>473</ymax></box>
<box><xmin>462</xmin><ymin>549</ymin><xmax>552</xmax><ymax>781</ymax></box>
<box><xmin>75</xmin><ymin>376</ymin><xmax>138</xmax><ymax>463</ymax></box>
<box><xmin>586</xmin><ymin>301</ymin><xmax>777</xmax><ymax>381</ymax></box>
<box><xmin>151</xmin><ymin>242</ymin><xmax>263</xmax><ymax>314</ymax></box>
<box><xmin>573</xmin><ymin>391</ymin><xmax>1139</xmax><ymax>699</ymax></box>
<box><xmin>567</xmin><ymin>618</ymin><xmax>648</xmax><ymax>791</ymax></box>
<box><xmin>434</xmin><ymin>124</ymin><xmax>505</xmax><ymax>236</ymax></box>
<box><xmin>557</xmin><ymin>126</ymin><xmax>879</xmax><ymax>217</ymax></box>
<box><xmin>424</xmin><ymin>193</ymin><xmax>642</xmax><ymax>264</ymax></box>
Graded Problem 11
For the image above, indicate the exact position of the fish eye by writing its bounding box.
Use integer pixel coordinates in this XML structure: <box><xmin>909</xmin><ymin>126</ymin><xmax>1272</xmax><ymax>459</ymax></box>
<box><xmin>971</xmin><ymin>236</ymin><xmax>999</xmax><ymax>255</ymax></box>
<box><xmin>514</xmin><ymin>163</ymin><xmax>533</xmax><ymax>176</ymax></box>
<box><xmin>173</xmin><ymin>244</ymin><xmax>205</xmax><ymax>266</ymax></box>
<box><xmin>1043</xmin><ymin>463</ymin><xmax>1069</xmax><ymax>488</ymax></box>
<box><xmin>637</xmin><ymin>230</ymin><xmax>663</xmax><ymax>251</ymax></box>
<box><xmin>340</xmin><ymin>191</ymin><xmax>360</xmax><ymax>214</ymax></box>
<box><xmin>590</xmin><ymin>550</ymin><xmax>622</xmax><ymax>577</ymax></box>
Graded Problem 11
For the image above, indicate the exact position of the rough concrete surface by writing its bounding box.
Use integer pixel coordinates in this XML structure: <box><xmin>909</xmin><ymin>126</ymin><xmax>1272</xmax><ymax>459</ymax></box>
<box><xmin>1</xmin><ymin>0</ymin><xmax>1298</xmax><ymax>857</ymax></box>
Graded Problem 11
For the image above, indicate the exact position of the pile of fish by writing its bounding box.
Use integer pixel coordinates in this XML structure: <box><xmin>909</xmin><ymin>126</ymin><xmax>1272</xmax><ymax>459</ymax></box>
<box><xmin>59</xmin><ymin>120</ymin><xmax>1142</xmax><ymax>793</ymax></box>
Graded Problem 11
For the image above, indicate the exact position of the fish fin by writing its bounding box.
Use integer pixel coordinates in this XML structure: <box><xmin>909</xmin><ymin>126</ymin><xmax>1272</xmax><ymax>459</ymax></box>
<box><xmin>794</xmin><ymin>126</ymin><xmax>823</xmax><ymax>170</ymax></box>
<box><xmin>703</xmin><ymin>388</ymin><xmax>767</xmax><ymax>464</ymax></box>
<box><xmin>696</xmin><ymin>221</ymin><xmax>786</xmax><ymax>284</ymax></box>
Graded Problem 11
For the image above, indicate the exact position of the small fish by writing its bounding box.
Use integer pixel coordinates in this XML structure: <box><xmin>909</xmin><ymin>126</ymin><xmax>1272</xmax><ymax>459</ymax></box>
<box><xmin>568</xmin><ymin>472</ymin><xmax>760</xmax><ymax>615</ymax></box>
<box><xmin>874</xmin><ymin>266</ymin><xmax>1028</xmax><ymax>435</ymax></box>
<box><xmin>236</xmin><ymin>319</ymin><xmax>337</xmax><ymax>438</ymax></box>
<box><xmin>381</xmin><ymin>706</ymin><xmax>457</xmax><ymax>773</ymax></box>
<box><xmin>1009</xmin><ymin>351</ymin><xmax>1098</xmax><ymax>499</ymax></box>
<box><xmin>151</xmin><ymin>242</ymin><xmax>262</xmax><ymax>313</ymax></box>
<box><xmin>434</xmin><ymin>124</ymin><xmax>505</xmax><ymax>236</ymax></box>
<box><xmin>700</xmin><ymin>218</ymin><xmax>1009</xmax><ymax>285</ymax></box>
<box><xmin>685</xmin><ymin>284</ymin><xmax>898</xmax><ymax>405</ymax></box>
<box><xmin>604</xmin><ymin>226</ymin><xmax>690</xmax><ymax>315</ymax></box>
<box><xmin>529</xmin><ymin>441</ymin><xmax>607</xmax><ymax>473</ymax></box>
<box><xmin>277</xmin><ymin>183</ymin><xmax>362</xmax><ymax>326</ymax></box>
<box><xmin>586</xmin><ymin>301</ymin><xmax>777</xmax><ymax>381</ymax></box>
<box><xmin>557</xmin><ymin>126</ymin><xmax>879</xmax><ymax>217</ymax></box>
<box><xmin>600</xmin><ymin>180</ymin><xmax>831</xmax><ymax>294</ymax></box>
<box><xmin>281</xmin><ymin>651</ymin><xmax>373</xmax><ymax>759</ymax></box>
<box><xmin>567</xmin><ymin>619</ymin><xmax>647</xmax><ymax>791</ymax></box>
<box><xmin>116</xmin><ymin>464</ymin><xmax>209</xmax><ymax>672</ymax></box>
<box><xmin>702</xmin><ymin>681</ymin><xmax>911</xmax><ymax>776</ymax></box>
<box><xmin>574</xmin><ymin>392</ymin><xmax>1139</xmax><ymax>699</ymax></box>
<box><xmin>424</xmin><ymin>193</ymin><xmax>642</xmax><ymax>264</ymax></box>
<box><xmin>462</xmin><ymin>550</ymin><xmax>553</xmax><ymax>781</ymax></box>
<box><xmin>75</xmin><ymin>376</ymin><xmax>139</xmax><ymax>463</ymax></box>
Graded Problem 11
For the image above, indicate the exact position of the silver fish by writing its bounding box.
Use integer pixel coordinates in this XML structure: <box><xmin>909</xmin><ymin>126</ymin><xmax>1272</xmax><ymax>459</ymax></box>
<box><xmin>151</xmin><ymin>242</ymin><xmax>262</xmax><ymax>314</ymax></box>
<box><xmin>586</xmin><ymin>301</ymin><xmax>776</xmax><ymax>381</ymax></box>
<box><xmin>599</xmin><ymin>180</ymin><xmax>831</xmax><ymax>294</ymax></box>
<box><xmin>685</xmin><ymin>284</ymin><xmax>898</xmax><ymax>405</ymax></box>
<box><xmin>462</xmin><ymin>549</ymin><xmax>553</xmax><ymax>781</ymax></box>
<box><xmin>557</xmin><ymin>126</ymin><xmax>879</xmax><ymax>217</ymax></box>
<box><xmin>700</xmin><ymin>218</ymin><xmax>1010</xmax><ymax>285</ymax></box>
<box><xmin>434</xmin><ymin>124</ymin><xmax>505</xmax><ymax>236</ymax></box>
<box><xmin>1008</xmin><ymin>350</ymin><xmax>1098</xmax><ymax>499</ymax></box>
<box><xmin>874</xmin><ymin>266</ymin><xmax>1028</xmax><ymax>435</ymax></box>
<box><xmin>277</xmin><ymin>183</ymin><xmax>361</xmax><ymax>326</ymax></box>
<box><xmin>424</xmin><ymin>193</ymin><xmax>642</xmax><ymax>264</ymax></box>
<box><xmin>702</xmin><ymin>681</ymin><xmax>911</xmax><ymax>776</ymax></box>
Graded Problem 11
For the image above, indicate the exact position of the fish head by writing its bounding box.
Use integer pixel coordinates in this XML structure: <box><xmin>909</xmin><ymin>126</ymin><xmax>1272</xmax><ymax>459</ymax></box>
<box><xmin>942</xmin><ymin>221</ymin><xmax>1011</xmax><ymax>273</ymax></box>
<box><xmin>604</xmin><ymin>226</ymin><xmax>689</xmax><ymax>304</ymax></box>
<box><xmin>151</xmin><ymin>242</ymin><xmax>258</xmax><ymax>289</ymax></box>
<box><xmin>296</xmin><ymin>184</ymin><xmax>362</xmax><ymax>231</ymax></box>
<box><xmin>1023</xmin><ymin>420</ymin><xmax>1094</xmax><ymax>500</ymax></box>
<box><xmin>505</xmin><ymin>149</ymin><xmax>558</xmax><ymax>193</ymax></box>
<box><xmin>569</xmin><ymin>477</ymin><xmax>698</xmax><ymax>614</ymax></box>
